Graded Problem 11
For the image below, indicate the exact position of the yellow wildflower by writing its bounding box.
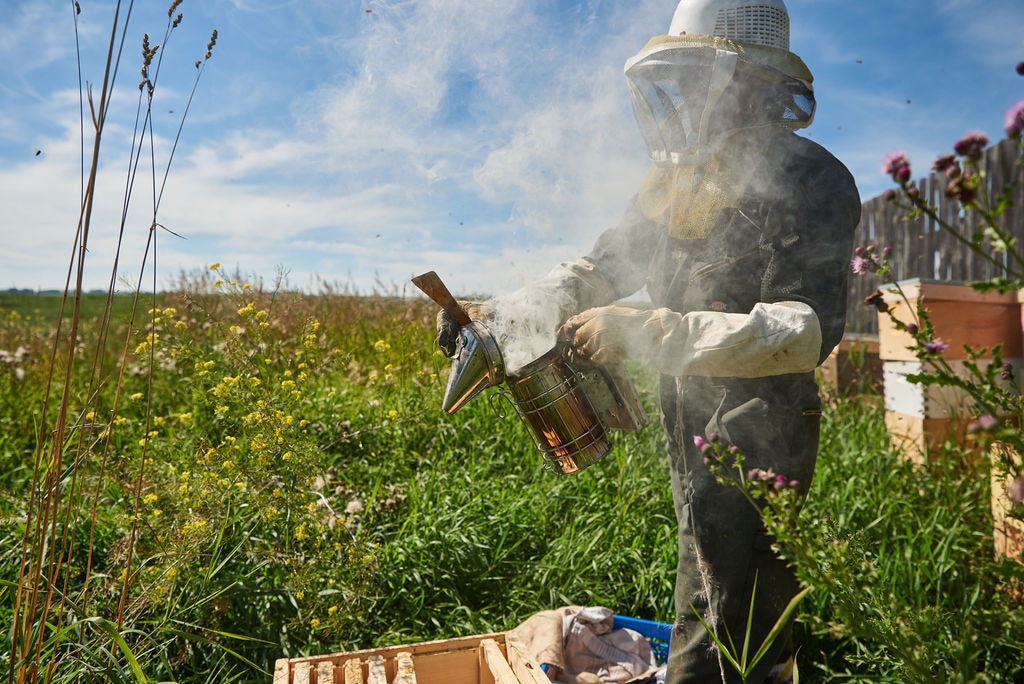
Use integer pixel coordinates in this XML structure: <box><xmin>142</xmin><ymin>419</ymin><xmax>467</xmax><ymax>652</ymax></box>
<box><xmin>209</xmin><ymin>262</ymin><xmax>220</xmax><ymax>270</ymax></box>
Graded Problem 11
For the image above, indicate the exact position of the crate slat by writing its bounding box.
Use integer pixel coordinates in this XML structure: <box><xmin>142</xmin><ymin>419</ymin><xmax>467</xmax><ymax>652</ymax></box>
<box><xmin>505</xmin><ymin>634</ymin><xmax>550</xmax><ymax>684</ymax></box>
<box><xmin>343</xmin><ymin>659</ymin><xmax>362</xmax><ymax>684</ymax></box>
<box><xmin>392</xmin><ymin>652</ymin><xmax>416</xmax><ymax>684</ymax></box>
<box><xmin>366</xmin><ymin>656</ymin><xmax>386</xmax><ymax>684</ymax></box>
<box><xmin>479</xmin><ymin>639</ymin><xmax>517</xmax><ymax>684</ymax></box>
<box><xmin>274</xmin><ymin>659</ymin><xmax>290</xmax><ymax>684</ymax></box>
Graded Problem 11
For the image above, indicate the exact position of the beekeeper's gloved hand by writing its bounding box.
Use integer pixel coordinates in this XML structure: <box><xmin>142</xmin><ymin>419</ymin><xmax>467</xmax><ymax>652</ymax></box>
<box><xmin>558</xmin><ymin>305</ymin><xmax>666</xmax><ymax>365</ymax></box>
<box><xmin>436</xmin><ymin>300</ymin><xmax>489</xmax><ymax>357</ymax></box>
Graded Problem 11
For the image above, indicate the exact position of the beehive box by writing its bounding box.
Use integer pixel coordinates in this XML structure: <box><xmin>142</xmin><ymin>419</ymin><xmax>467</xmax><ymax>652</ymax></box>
<box><xmin>878</xmin><ymin>279</ymin><xmax>1022</xmax><ymax>362</ymax></box>
<box><xmin>273</xmin><ymin>632</ymin><xmax>550</xmax><ymax>684</ymax></box>
<box><xmin>877</xmin><ymin>279</ymin><xmax>1022</xmax><ymax>463</ymax></box>
<box><xmin>817</xmin><ymin>334</ymin><xmax>882</xmax><ymax>394</ymax></box>
<box><xmin>992</xmin><ymin>445</ymin><xmax>1024</xmax><ymax>564</ymax></box>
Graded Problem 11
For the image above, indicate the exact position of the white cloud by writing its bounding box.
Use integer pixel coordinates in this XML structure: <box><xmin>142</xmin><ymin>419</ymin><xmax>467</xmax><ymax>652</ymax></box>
<box><xmin>8</xmin><ymin>0</ymin><xmax>1021</xmax><ymax>295</ymax></box>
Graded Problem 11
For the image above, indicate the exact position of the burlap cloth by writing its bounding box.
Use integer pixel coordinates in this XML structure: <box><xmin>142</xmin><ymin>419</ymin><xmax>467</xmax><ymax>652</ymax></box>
<box><xmin>510</xmin><ymin>606</ymin><xmax>657</xmax><ymax>684</ymax></box>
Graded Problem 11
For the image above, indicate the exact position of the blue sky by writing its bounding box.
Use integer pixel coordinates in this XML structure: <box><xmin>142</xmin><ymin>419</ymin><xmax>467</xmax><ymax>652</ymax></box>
<box><xmin>1</xmin><ymin>0</ymin><xmax>1023</xmax><ymax>296</ymax></box>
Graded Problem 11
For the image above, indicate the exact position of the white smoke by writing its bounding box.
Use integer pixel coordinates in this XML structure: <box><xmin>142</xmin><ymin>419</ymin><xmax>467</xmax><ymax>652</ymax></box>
<box><xmin>471</xmin><ymin>279</ymin><xmax>578</xmax><ymax>374</ymax></box>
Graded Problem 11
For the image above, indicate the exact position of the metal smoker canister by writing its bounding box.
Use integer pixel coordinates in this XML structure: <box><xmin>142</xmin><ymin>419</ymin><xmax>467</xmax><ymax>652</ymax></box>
<box><xmin>500</xmin><ymin>346</ymin><xmax>612</xmax><ymax>474</ymax></box>
<box><xmin>412</xmin><ymin>270</ymin><xmax>647</xmax><ymax>475</ymax></box>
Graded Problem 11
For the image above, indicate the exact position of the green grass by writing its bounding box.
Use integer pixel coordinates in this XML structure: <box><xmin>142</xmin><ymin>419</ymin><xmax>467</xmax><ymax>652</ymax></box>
<box><xmin>0</xmin><ymin>291</ymin><xmax>138</xmax><ymax>323</ymax></box>
<box><xmin>1</xmin><ymin>288</ymin><xmax>1021</xmax><ymax>682</ymax></box>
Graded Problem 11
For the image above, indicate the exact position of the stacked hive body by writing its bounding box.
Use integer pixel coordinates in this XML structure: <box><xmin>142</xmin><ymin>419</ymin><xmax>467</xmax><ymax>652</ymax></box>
<box><xmin>878</xmin><ymin>279</ymin><xmax>1022</xmax><ymax>464</ymax></box>
<box><xmin>274</xmin><ymin>632</ymin><xmax>550</xmax><ymax>684</ymax></box>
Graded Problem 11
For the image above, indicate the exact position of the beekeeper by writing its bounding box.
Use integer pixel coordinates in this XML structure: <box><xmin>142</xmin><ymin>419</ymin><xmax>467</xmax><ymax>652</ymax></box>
<box><xmin>438</xmin><ymin>1</ymin><xmax>859</xmax><ymax>682</ymax></box>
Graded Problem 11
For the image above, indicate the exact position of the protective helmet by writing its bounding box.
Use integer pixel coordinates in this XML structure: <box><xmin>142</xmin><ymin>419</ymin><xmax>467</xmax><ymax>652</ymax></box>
<box><xmin>669</xmin><ymin>0</ymin><xmax>790</xmax><ymax>50</ymax></box>
<box><xmin>625</xmin><ymin>0</ymin><xmax>814</xmax><ymax>166</ymax></box>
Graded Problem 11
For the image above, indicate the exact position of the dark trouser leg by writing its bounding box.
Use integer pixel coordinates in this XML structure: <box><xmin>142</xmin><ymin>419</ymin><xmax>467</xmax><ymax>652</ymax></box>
<box><xmin>666</xmin><ymin>473</ymin><xmax>798</xmax><ymax>684</ymax></box>
<box><xmin>662</xmin><ymin>379</ymin><xmax>819</xmax><ymax>684</ymax></box>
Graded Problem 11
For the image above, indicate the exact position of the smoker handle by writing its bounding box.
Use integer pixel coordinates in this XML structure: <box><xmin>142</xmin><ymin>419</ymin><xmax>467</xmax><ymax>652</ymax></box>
<box><xmin>411</xmin><ymin>271</ymin><xmax>472</xmax><ymax>326</ymax></box>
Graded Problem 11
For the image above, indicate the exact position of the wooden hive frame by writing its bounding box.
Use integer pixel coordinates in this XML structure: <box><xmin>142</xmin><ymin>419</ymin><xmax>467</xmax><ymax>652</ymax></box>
<box><xmin>274</xmin><ymin>632</ymin><xmax>550</xmax><ymax>684</ymax></box>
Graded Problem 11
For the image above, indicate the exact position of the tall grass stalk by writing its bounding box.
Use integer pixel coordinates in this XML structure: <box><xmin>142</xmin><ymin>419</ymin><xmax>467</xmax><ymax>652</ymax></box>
<box><xmin>7</xmin><ymin>3</ymin><xmax>216</xmax><ymax>681</ymax></box>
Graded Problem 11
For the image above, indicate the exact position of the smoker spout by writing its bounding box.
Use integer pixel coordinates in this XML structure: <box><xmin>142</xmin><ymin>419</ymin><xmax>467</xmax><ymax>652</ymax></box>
<box><xmin>441</xmin><ymin>321</ymin><xmax>506</xmax><ymax>414</ymax></box>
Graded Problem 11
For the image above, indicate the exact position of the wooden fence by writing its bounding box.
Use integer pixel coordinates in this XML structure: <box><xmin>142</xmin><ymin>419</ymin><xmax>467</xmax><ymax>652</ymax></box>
<box><xmin>846</xmin><ymin>137</ymin><xmax>1024</xmax><ymax>334</ymax></box>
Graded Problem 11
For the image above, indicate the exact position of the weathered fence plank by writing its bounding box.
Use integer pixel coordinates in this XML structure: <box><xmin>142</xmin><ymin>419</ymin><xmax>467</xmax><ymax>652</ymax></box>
<box><xmin>846</xmin><ymin>138</ymin><xmax>1023</xmax><ymax>334</ymax></box>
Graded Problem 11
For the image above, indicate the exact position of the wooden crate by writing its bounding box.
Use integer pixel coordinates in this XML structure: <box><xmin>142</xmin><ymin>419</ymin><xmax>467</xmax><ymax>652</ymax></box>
<box><xmin>818</xmin><ymin>334</ymin><xmax>882</xmax><ymax>394</ymax></box>
<box><xmin>992</xmin><ymin>445</ymin><xmax>1024</xmax><ymax>564</ymax></box>
<box><xmin>273</xmin><ymin>632</ymin><xmax>550</xmax><ymax>684</ymax></box>
<box><xmin>878</xmin><ymin>279</ymin><xmax>1021</xmax><ymax>362</ymax></box>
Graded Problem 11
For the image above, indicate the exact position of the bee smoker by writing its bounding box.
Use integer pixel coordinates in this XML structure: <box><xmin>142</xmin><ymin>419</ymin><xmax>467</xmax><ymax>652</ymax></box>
<box><xmin>412</xmin><ymin>271</ymin><xmax>647</xmax><ymax>475</ymax></box>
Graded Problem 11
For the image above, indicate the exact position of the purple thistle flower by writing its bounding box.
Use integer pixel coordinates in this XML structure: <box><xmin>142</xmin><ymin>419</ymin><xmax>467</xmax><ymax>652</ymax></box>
<box><xmin>728</xmin><ymin>445</ymin><xmax>740</xmax><ymax>454</ymax></box>
<box><xmin>854</xmin><ymin>246</ymin><xmax>866</xmax><ymax>257</ymax></box>
<box><xmin>953</xmin><ymin>131</ymin><xmax>989</xmax><ymax>159</ymax></box>
<box><xmin>883</xmin><ymin>188</ymin><xmax>896</xmax><ymax>202</ymax></box>
<box><xmin>1001</xmin><ymin>362</ymin><xmax>1014</xmax><ymax>381</ymax></box>
<box><xmin>881</xmin><ymin>150</ymin><xmax>909</xmax><ymax>177</ymax></box>
<box><xmin>924</xmin><ymin>338</ymin><xmax>949</xmax><ymax>354</ymax></box>
<box><xmin>788</xmin><ymin>480</ymin><xmax>800</xmax><ymax>489</ymax></box>
<box><xmin>968</xmin><ymin>414</ymin><xmax>998</xmax><ymax>433</ymax></box>
<box><xmin>977</xmin><ymin>414</ymin><xmax>998</xmax><ymax>431</ymax></box>
<box><xmin>932</xmin><ymin>154</ymin><xmax>960</xmax><ymax>178</ymax></box>
<box><xmin>1005</xmin><ymin>100</ymin><xmax>1024</xmax><ymax>138</ymax></box>
<box><xmin>906</xmin><ymin>323</ymin><xmax>919</xmax><ymax>336</ymax></box>
<box><xmin>882</xmin><ymin>246</ymin><xmax>892</xmax><ymax>257</ymax></box>
<box><xmin>1009</xmin><ymin>475</ymin><xmax>1024</xmax><ymax>505</ymax></box>
<box><xmin>1017</xmin><ymin>62</ymin><xmax>1024</xmax><ymax>76</ymax></box>
<box><xmin>747</xmin><ymin>469</ymin><xmax>758</xmax><ymax>480</ymax></box>
<box><xmin>708</xmin><ymin>432</ymin><xmax>720</xmax><ymax>442</ymax></box>
<box><xmin>693</xmin><ymin>435</ymin><xmax>713</xmax><ymax>454</ymax></box>
<box><xmin>946</xmin><ymin>175</ymin><xmax>975</xmax><ymax>205</ymax></box>
<box><xmin>894</xmin><ymin>164</ymin><xmax>911</xmax><ymax>184</ymax></box>
<box><xmin>850</xmin><ymin>255</ymin><xmax>871</xmax><ymax>275</ymax></box>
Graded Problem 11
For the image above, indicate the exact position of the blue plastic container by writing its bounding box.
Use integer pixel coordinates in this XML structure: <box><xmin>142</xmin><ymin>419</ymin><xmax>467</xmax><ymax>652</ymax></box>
<box><xmin>612</xmin><ymin>615</ymin><xmax>673</xmax><ymax>665</ymax></box>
